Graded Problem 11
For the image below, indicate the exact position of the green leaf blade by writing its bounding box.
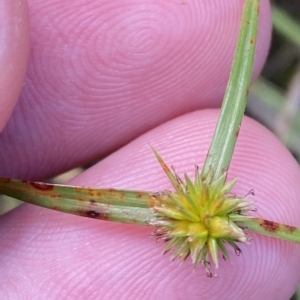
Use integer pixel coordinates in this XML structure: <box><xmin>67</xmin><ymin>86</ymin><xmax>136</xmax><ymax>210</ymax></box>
<box><xmin>202</xmin><ymin>0</ymin><xmax>259</xmax><ymax>179</ymax></box>
<box><xmin>0</xmin><ymin>178</ymin><xmax>157</xmax><ymax>225</ymax></box>
<box><xmin>240</xmin><ymin>218</ymin><xmax>300</xmax><ymax>244</ymax></box>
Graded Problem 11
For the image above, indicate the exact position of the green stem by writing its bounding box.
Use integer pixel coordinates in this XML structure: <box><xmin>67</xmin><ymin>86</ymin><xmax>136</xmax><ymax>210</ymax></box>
<box><xmin>202</xmin><ymin>0</ymin><xmax>259</xmax><ymax>179</ymax></box>
<box><xmin>3</xmin><ymin>178</ymin><xmax>300</xmax><ymax>244</ymax></box>
<box><xmin>241</xmin><ymin>218</ymin><xmax>300</xmax><ymax>244</ymax></box>
<box><xmin>0</xmin><ymin>178</ymin><xmax>156</xmax><ymax>225</ymax></box>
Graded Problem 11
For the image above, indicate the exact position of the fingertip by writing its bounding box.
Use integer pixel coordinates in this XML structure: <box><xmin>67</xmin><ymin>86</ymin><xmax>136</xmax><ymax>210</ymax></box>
<box><xmin>1</xmin><ymin>110</ymin><xmax>299</xmax><ymax>298</ymax></box>
<box><xmin>0</xmin><ymin>0</ymin><xmax>29</xmax><ymax>131</ymax></box>
<box><xmin>71</xmin><ymin>109</ymin><xmax>300</xmax><ymax>299</ymax></box>
<box><xmin>0</xmin><ymin>0</ymin><xmax>272</xmax><ymax>179</ymax></box>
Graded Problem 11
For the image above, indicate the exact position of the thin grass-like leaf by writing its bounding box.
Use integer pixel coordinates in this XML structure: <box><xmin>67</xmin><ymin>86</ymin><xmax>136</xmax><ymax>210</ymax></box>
<box><xmin>0</xmin><ymin>178</ymin><xmax>157</xmax><ymax>225</ymax></box>
<box><xmin>152</xmin><ymin>148</ymin><xmax>185</xmax><ymax>192</ymax></box>
<box><xmin>202</xmin><ymin>0</ymin><xmax>259</xmax><ymax>180</ymax></box>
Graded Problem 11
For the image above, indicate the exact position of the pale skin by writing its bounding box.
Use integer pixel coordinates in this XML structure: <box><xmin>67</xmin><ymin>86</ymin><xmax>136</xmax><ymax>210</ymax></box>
<box><xmin>1</xmin><ymin>0</ymin><xmax>300</xmax><ymax>299</ymax></box>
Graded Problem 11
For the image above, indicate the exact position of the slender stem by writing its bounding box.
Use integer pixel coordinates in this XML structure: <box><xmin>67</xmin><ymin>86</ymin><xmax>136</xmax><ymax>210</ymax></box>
<box><xmin>202</xmin><ymin>0</ymin><xmax>259</xmax><ymax>179</ymax></box>
<box><xmin>0</xmin><ymin>178</ymin><xmax>157</xmax><ymax>225</ymax></box>
<box><xmin>241</xmin><ymin>218</ymin><xmax>300</xmax><ymax>244</ymax></box>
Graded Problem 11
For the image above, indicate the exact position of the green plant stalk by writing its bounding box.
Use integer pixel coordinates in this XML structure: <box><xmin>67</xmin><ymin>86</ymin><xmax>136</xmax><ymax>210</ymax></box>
<box><xmin>202</xmin><ymin>0</ymin><xmax>259</xmax><ymax>180</ymax></box>
<box><xmin>2</xmin><ymin>176</ymin><xmax>300</xmax><ymax>245</ymax></box>
<box><xmin>241</xmin><ymin>218</ymin><xmax>300</xmax><ymax>243</ymax></box>
<box><xmin>0</xmin><ymin>178</ymin><xmax>157</xmax><ymax>225</ymax></box>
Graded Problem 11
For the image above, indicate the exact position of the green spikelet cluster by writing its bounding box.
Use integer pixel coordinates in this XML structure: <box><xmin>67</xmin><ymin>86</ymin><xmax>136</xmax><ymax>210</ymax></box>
<box><xmin>150</xmin><ymin>150</ymin><xmax>253</xmax><ymax>277</ymax></box>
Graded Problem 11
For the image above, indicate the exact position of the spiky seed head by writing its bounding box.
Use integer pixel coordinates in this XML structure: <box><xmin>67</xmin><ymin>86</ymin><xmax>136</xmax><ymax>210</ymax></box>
<box><xmin>150</xmin><ymin>150</ymin><xmax>253</xmax><ymax>277</ymax></box>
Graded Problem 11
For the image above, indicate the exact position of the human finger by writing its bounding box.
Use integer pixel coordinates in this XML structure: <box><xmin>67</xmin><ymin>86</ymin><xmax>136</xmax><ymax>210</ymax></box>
<box><xmin>0</xmin><ymin>110</ymin><xmax>299</xmax><ymax>299</ymax></box>
<box><xmin>0</xmin><ymin>0</ymin><xmax>29</xmax><ymax>131</ymax></box>
<box><xmin>0</xmin><ymin>0</ymin><xmax>271</xmax><ymax>179</ymax></box>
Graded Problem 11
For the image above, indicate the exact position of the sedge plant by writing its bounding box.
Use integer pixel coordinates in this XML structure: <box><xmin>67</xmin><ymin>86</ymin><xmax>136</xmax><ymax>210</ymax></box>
<box><xmin>1</xmin><ymin>0</ymin><xmax>300</xmax><ymax>277</ymax></box>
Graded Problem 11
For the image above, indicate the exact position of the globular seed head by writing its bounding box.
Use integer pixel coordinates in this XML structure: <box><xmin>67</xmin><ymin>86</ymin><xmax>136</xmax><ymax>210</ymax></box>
<box><xmin>151</xmin><ymin>151</ymin><xmax>253</xmax><ymax>277</ymax></box>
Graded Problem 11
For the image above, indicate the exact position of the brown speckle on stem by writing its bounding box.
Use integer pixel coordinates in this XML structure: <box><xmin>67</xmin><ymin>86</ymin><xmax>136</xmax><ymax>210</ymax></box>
<box><xmin>88</xmin><ymin>189</ymin><xmax>94</xmax><ymax>197</ymax></box>
<box><xmin>1</xmin><ymin>178</ymin><xmax>11</xmax><ymax>184</ymax></box>
<box><xmin>87</xmin><ymin>210</ymin><xmax>100</xmax><ymax>218</ymax></box>
<box><xmin>76</xmin><ymin>208</ymin><xmax>109</xmax><ymax>220</ymax></box>
<box><xmin>284</xmin><ymin>225</ymin><xmax>297</xmax><ymax>232</ymax></box>
<box><xmin>250</xmin><ymin>38</ymin><xmax>255</xmax><ymax>45</ymax></box>
<box><xmin>260</xmin><ymin>220</ymin><xmax>280</xmax><ymax>232</ymax></box>
<box><xmin>29</xmin><ymin>182</ymin><xmax>54</xmax><ymax>191</ymax></box>
<box><xmin>108</xmin><ymin>188</ymin><xmax>125</xmax><ymax>200</ymax></box>
<box><xmin>86</xmin><ymin>210</ymin><xmax>108</xmax><ymax>219</ymax></box>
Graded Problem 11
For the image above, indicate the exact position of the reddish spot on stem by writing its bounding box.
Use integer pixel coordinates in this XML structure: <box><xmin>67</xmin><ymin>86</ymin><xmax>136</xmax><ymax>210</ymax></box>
<box><xmin>74</xmin><ymin>187</ymin><xmax>82</xmax><ymax>193</ymax></box>
<box><xmin>163</xmin><ymin>166</ymin><xmax>169</xmax><ymax>173</ymax></box>
<box><xmin>235</xmin><ymin>128</ymin><xmax>240</xmax><ymax>138</ymax></box>
<box><xmin>260</xmin><ymin>220</ymin><xmax>280</xmax><ymax>232</ymax></box>
<box><xmin>284</xmin><ymin>225</ymin><xmax>297</xmax><ymax>232</ymax></box>
<box><xmin>77</xmin><ymin>209</ymin><xmax>109</xmax><ymax>220</ymax></box>
<box><xmin>1</xmin><ymin>178</ymin><xmax>11</xmax><ymax>184</ymax></box>
<box><xmin>250</xmin><ymin>38</ymin><xmax>255</xmax><ymax>45</ymax></box>
<box><xmin>87</xmin><ymin>210</ymin><xmax>100</xmax><ymax>218</ymax></box>
<box><xmin>88</xmin><ymin>189</ymin><xmax>94</xmax><ymax>197</ymax></box>
<box><xmin>108</xmin><ymin>189</ymin><xmax>125</xmax><ymax>200</ymax></box>
<box><xmin>30</xmin><ymin>182</ymin><xmax>54</xmax><ymax>191</ymax></box>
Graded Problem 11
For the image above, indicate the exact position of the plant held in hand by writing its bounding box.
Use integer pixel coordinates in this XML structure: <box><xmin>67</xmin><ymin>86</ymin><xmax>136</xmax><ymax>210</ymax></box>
<box><xmin>1</xmin><ymin>0</ymin><xmax>300</xmax><ymax>277</ymax></box>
